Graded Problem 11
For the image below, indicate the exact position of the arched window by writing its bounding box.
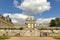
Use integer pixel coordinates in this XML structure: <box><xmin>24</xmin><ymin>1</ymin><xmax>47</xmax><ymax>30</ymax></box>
<box><xmin>20</xmin><ymin>27</ymin><xmax>23</xmax><ymax>30</ymax></box>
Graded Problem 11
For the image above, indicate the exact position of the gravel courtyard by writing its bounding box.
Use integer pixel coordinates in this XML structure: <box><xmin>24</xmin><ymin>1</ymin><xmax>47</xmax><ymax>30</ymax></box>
<box><xmin>7</xmin><ymin>37</ymin><xmax>55</xmax><ymax>40</ymax></box>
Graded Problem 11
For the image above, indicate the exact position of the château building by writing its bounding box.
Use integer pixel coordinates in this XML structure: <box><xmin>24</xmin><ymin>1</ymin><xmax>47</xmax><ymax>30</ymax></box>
<box><xmin>0</xmin><ymin>14</ymin><xmax>13</xmax><ymax>28</ymax></box>
<box><xmin>0</xmin><ymin>14</ymin><xmax>60</xmax><ymax>37</ymax></box>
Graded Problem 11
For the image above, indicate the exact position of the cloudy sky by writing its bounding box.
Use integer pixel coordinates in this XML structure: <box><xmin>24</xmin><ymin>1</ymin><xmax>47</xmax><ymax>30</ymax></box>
<box><xmin>0</xmin><ymin>0</ymin><xmax>60</xmax><ymax>25</ymax></box>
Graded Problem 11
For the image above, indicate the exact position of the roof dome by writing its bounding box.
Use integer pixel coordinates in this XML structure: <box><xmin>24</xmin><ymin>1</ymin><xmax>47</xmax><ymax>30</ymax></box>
<box><xmin>26</xmin><ymin>16</ymin><xmax>35</xmax><ymax>21</ymax></box>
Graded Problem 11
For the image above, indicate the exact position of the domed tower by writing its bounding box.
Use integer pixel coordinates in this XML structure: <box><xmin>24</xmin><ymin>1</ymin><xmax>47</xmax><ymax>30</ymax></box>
<box><xmin>25</xmin><ymin>16</ymin><xmax>36</xmax><ymax>30</ymax></box>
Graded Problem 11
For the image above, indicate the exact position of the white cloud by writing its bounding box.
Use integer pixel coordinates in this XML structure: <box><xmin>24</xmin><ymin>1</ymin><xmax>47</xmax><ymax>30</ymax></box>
<box><xmin>12</xmin><ymin>19</ymin><xmax>18</xmax><ymax>23</ymax></box>
<box><xmin>14</xmin><ymin>0</ymin><xmax>51</xmax><ymax>15</ymax></box>
<box><xmin>12</xmin><ymin>0</ymin><xmax>52</xmax><ymax>25</ymax></box>
<box><xmin>3</xmin><ymin>13</ymin><xmax>28</xmax><ymax>24</ymax></box>
<box><xmin>13</xmin><ymin>0</ymin><xmax>19</xmax><ymax>8</ymax></box>
<box><xmin>36</xmin><ymin>18</ymin><xmax>55</xmax><ymax>25</ymax></box>
<box><xmin>3</xmin><ymin>13</ymin><xmax>28</xmax><ymax>19</ymax></box>
<box><xmin>3</xmin><ymin>13</ymin><xmax>55</xmax><ymax>25</ymax></box>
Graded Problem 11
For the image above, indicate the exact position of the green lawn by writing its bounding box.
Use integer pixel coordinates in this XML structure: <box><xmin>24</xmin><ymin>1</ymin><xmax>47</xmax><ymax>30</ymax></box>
<box><xmin>53</xmin><ymin>36</ymin><xmax>60</xmax><ymax>40</ymax></box>
<box><xmin>0</xmin><ymin>35</ymin><xmax>10</xmax><ymax>40</ymax></box>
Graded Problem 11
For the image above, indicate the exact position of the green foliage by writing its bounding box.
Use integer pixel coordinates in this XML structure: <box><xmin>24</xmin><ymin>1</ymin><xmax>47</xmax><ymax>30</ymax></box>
<box><xmin>49</xmin><ymin>18</ymin><xmax>60</xmax><ymax>27</ymax></box>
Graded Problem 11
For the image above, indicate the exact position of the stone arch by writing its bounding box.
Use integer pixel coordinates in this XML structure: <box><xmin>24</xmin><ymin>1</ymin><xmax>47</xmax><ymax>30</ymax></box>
<box><xmin>15</xmin><ymin>33</ymin><xmax>20</xmax><ymax>37</ymax></box>
<box><xmin>40</xmin><ymin>32</ymin><xmax>48</xmax><ymax>37</ymax></box>
<box><xmin>43</xmin><ymin>32</ymin><xmax>48</xmax><ymax>36</ymax></box>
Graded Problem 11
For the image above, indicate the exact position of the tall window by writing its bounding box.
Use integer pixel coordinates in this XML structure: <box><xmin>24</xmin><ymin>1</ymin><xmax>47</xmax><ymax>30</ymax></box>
<box><xmin>28</xmin><ymin>24</ymin><xmax>31</xmax><ymax>28</ymax></box>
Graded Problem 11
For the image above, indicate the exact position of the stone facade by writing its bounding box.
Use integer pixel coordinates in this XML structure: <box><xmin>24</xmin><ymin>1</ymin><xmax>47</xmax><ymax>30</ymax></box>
<box><xmin>0</xmin><ymin>15</ymin><xmax>60</xmax><ymax>37</ymax></box>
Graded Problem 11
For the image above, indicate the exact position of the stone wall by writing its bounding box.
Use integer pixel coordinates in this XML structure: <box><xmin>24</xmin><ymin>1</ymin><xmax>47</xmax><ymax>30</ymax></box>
<box><xmin>0</xmin><ymin>29</ymin><xmax>60</xmax><ymax>37</ymax></box>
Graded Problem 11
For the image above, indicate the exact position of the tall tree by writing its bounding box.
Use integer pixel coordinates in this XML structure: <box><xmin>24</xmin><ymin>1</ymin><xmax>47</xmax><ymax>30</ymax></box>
<box><xmin>49</xmin><ymin>18</ymin><xmax>60</xmax><ymax>27</ymax></box>
<box><xmin>49</xmin><ymin>19</ymin><xmax>56</xmax><ymax>27</ymax></box>
<box><xmin>55</xmin><ymin>18</ymin><xmax>60</xmax><ymax>26</ymax></box>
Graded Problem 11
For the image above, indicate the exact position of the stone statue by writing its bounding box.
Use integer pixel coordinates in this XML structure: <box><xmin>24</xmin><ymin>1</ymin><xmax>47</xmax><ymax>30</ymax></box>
<box><xmin>6</xmin><ymin>15</ymin><xmax>12</xmax><ymax>23</ymax></box>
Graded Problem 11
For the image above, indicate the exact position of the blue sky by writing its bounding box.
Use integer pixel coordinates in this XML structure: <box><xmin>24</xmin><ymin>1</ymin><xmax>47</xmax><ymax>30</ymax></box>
<box><xmin>0</xmin><ymin>0</ymin><xmax>60</xmax><ymax>18</ymax></box>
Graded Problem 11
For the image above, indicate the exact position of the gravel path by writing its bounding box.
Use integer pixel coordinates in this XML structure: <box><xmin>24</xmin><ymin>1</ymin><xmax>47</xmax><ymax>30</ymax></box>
<box><xmin>7</xmin><ymin>37</ymin><xmax>55</xmax><ymax>40</ymax></box>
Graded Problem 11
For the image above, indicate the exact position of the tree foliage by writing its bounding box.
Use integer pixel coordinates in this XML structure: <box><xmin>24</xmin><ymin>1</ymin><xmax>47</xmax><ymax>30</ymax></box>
<box><xmin>49</xmin><ymin>18</ymin><xmax>60</xmax><ymax>27</ymax></box>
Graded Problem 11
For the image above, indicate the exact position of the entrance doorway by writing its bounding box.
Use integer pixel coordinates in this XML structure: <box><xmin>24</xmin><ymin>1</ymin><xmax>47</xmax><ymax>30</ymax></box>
<box><xmin>43</xmin><ymin>32</ymin><xmax>47</xmax><ymax>36</ymax></box>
